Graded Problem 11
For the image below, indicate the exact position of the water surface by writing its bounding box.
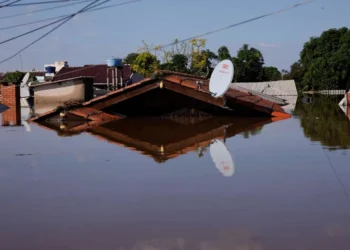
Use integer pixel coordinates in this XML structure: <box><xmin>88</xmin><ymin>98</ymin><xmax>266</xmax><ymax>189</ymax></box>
<box><xmin>1</xmin><ymin>96</ymin><xmax>350</xmax><ymax>250</ymax></box>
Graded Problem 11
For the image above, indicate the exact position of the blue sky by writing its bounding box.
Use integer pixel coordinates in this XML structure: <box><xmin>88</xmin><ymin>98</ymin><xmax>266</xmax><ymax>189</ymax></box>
<box><xmin>0</xmin><ymin>0</ymin><xmax>349</xmax><ymax>72</ymax></box>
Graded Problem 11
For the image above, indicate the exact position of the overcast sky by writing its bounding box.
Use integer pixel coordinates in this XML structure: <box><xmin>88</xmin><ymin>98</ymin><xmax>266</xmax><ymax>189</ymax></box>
<box><xmin>0</xmin><ymin>0</ymin><xmax>349</xmax><ymax>72</ymax></box>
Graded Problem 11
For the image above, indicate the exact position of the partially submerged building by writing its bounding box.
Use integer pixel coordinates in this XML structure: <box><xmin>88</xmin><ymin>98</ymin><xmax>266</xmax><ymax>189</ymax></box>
<box><xmin>232</xmin><ymin>80</ymin><xmax>298</xmax><ymax>111</ymax></box>
<box><xmin>29</xmin><ymin>71</ymin><xmax>291</xmax><ymax>124</ymax></box>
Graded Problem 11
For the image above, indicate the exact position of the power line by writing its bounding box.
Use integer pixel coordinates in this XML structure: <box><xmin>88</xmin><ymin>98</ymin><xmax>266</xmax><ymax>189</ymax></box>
<box><xmin>0</xmin><ymin>0</ymin><xmax>141</xmax><ymax>65</ymax></box>
<box><xmin>0</xmin><ymin>0</ymin><xmax>21</xmax><ymax>8</ymax></box>
<box><xmin>0</xmin><ymin>0</ymin><xmax>101</xmax><ymax>64</ymax></box>
<box><xmin>157</xmin><ymin>0</ymin><xmax>317</xmax><ymax>50</ymax></box>
<box><xmin>322</xmin><ymin>147</ymin><xmax>350</xmax><ymax>205</ymax></box>
<box><xmin>0</xmin><ymin>0</ymin><xmax>111</xmax><ymax>44</ymax></box>
<box><xmin>0</xmin><ymin>0</ymin><xmax>141</xmax><ymax>31</ymax></box>
<box><xmin>0</xmin><ymin>0</ymin><xmax>85</xmax><ymax>7</ymax></box>
<box><xmin>0</xmin><ymin>0</ymin><xmax>93</xmax><ymax>20</ymax></box>
<box><xmin>0</xmin><ymin>16</ymin><xmax>71</xmax><ymax>44</ymax></box>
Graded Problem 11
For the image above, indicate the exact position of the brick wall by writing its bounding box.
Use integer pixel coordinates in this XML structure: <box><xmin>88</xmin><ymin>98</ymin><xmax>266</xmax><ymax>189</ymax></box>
<box><xmin>0</xmin><ymin>84</ymin><xmax>21</xmax><ymax>126</ymax></box>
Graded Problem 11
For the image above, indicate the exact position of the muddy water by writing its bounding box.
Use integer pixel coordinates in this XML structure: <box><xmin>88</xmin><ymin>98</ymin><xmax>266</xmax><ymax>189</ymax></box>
<box><xmin>1</xmin><ymin>97</ymin><xmax>350</xmax><ymax>250</ymax></box>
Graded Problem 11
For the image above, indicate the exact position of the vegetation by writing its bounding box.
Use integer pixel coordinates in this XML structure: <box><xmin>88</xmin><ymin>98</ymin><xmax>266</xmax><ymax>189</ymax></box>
<box><xmin>132</xmin><ymin>52</ymin><xmax>160</xmax><ymax>77</ymax></box>
<box><xmin>293</xmin><ymin>95</ymin><xmax>350</xmax><ymax>150</ymax></box>
<box><xmin>125</xmin><ymin>27</ymin><xmax>350</xmax><ymax>91</ymax></box>
<box><xmin>2</xmin><ymin>71</ymin><xmax>37</xmax><ymax>84</ymax></box>
<box><xmin>3</xmin><ymin>71</ymin><xmax>25</xmax><ymax>84</ymax></box>
<box><xmin>283</xmin><ymin>27</ymin><xmax>350</xmax><ymax>91</ymax></box>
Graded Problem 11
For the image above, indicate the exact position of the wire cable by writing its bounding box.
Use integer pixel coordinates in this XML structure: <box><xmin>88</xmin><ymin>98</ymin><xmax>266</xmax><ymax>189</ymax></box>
<box><xmin>0</xmin><ymin>0</ymin><xmax>93</xmax><ymax>20</ymax></box>
<box><xmin>322</xmin><ymin>147</ymin><xmax>350</xmax><ymax>205</ymax></box>
<box><xmin>0</xmin><ymin>0</ymin><xmax>141</xmax><ymax>64</ymax></box>
<box><xmin>0</xmin><ymin>0</ymin><xmax>141</xmax><ymax>31</ymax></box>
<box><xmin>1</xmin><ymin>0</ymin><xmax>85</xmax><ymax>7</ymax></box>
<box><xmin>157</xmin><ymin>0</ymin><xmax>317</xmax><ymax>50</ymax></box>
<box><xmin>0</xmin><ymin>0</ymin><xmax>111</xmax><ymax>44</ymax></box>
<box><xmin>0</xmin><ymin>0</ymin><xmax>21</xmax><ymax>8</ymax></box>
<box><xmin>0</xmin><ymin>0</ymin><xmax>101</xmax><ymax>64</ymax></box>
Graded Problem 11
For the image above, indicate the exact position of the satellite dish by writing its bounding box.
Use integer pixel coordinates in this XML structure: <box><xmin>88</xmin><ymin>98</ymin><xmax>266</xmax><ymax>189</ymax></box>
<box><xmin>21</xmin><ymin>72</ymin><xmax>30</xmax><ymax>87</ymax></box>
<box><xmin>20</xmin><ymin>72</ymin><xmax>31</xmax><ymax>99</ymax></box>
<box><xmin>0</xmin><ymin>104</ymin><xmax>9</xmax><ymax>114</ymax></box>
<box><xmin>209</xmin><ymin>139</ymin><xmax>234</xmax><ymax>177</ymax></box>
<box><xmin>209</xmin><ymin>59</ymin><xmax>234</xmax><ymax>98</ymax></box>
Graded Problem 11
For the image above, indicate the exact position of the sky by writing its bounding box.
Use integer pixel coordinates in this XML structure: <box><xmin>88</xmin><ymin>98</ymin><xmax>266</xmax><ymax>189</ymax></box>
<box><xmin>0</xmin><ymin>0</ymin><xmax>349</xmax><ymax>72</ymax></box>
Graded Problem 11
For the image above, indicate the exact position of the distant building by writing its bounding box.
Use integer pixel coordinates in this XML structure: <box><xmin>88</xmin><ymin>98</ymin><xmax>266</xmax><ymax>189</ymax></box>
<box><xmin>50</xmin><ymin>63</ymin><xmax>144</xmax><ymax>87</ymax></box>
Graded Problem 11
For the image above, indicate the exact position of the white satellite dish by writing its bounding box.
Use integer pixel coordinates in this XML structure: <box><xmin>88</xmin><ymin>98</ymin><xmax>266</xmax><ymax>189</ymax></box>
<box><xmin>209</xmin><ymin>59</ymin><xmax>234</xmax><ymax>98</ymax></box>
<box><xmin>209</xmin><ymin>139</ymin><xmax>234</xmax><ymax>177</ymax></box>
<box><xmin>0</xmin><ymin>104</ymin><xmax>9</xmax><ymax>114</ymax></box>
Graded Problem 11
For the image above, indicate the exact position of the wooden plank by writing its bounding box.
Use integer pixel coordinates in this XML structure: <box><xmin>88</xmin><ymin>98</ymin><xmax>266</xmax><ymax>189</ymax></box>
<box><xmin>90</xmin><ymin>83</ymin><xmax>159</xmax><ymax>110</ymax></box>
<box><xmin>162</xmin><ymin>80</ymin><xmax>228</xmax><ymax>109</ymax></box>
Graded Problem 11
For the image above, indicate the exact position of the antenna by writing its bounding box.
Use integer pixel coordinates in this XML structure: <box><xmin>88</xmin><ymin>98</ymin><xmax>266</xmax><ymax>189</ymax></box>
<box><xmin>209</xmin><ymin>59</ymin><xmax>234</xmax><ymax>98</ymax></box>
<box><xmin>209</xmin><ymin>139</ymin><xmax>234</xmax><ymax>177</ymax></box>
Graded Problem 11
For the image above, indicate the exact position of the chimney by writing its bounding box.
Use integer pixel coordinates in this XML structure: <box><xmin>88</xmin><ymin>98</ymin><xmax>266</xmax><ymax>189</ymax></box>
<box><xmin>1</xmin><ymin>83</ymin><xmax>21</xmax><ymax>126</ymax></box>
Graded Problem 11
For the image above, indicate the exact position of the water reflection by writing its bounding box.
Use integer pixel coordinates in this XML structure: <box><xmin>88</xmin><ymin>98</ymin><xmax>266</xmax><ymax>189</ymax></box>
<box><xmin>294</xmin><ymin>95</ymin><xmax>350</xmax><ymax>150</ymax></box>
<box><xmin>33</xmin><ymin>116</ymin><xmax>283</xmax><ymax>165</ymax></box>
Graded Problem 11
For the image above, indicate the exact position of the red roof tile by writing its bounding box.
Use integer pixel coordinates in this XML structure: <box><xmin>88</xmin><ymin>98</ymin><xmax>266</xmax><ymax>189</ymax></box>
<box><xmin>52</xmin><ymin>64</ymin><xmax>132</xmax><ymax>83</ymax></box>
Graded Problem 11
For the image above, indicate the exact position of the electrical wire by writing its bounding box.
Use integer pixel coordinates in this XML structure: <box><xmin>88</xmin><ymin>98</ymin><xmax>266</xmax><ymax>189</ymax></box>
<box><xmin>322</xmin><ymin>147</ymin><xmax>350</xmax><ymax>205</ymax></box>
<box><xmin>0</xmin><ymin>0</ymin><xmax>93</xmax><ymax>20</ymax></box>
<box><xmin>0</xmin><ymin>0</ymin><xmax>21</xmax><ymax>8</ymax></box>
<box><xmin>157</xmin><ymin>0</ymin><xmax>317</xmax><ymax>50</ymax></box>
<box><xmin>0</xmin><ymin>0</ymin><xmax>85</xmax><ymax>7</ymax></box>
<box><xmin>0</xmin><ymin>0</ymin><xmax>140</xmax><ymax>29</ymax></box>
<box><xmin>0</xmin><ymin>0</ymin><xmax>101</xmax><ymax>64</ymax></box>
<box><xmin>0</xmin><ymin>0</ymin><xmax>141</xmax><ymax>64</ymax></box>
<box><xmin>0</xmin><ymin>0</ymin><xmax>110</xmax><ymax>44</ymax></box>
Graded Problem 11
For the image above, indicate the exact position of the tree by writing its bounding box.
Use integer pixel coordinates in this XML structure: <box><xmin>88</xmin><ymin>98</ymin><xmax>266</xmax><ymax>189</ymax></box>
<box><xmin>160</xmin><ymin>54</ymin><xmax>189</xmax><ymax>72</ymax></box>
<box><xmin>232</xmin><ymin>44</ymin><xmax>264</xmax><ymax>82</ymax></box>
<box><xmin>299</xmin><ymin>27</ymin><xmax>350</xmax><ymax>90</ymax></box>
<box><xmin>132</xmin><ymin>52</ymin><xmax>160</xmax><ymax>77</ymax></box>
<box><xmin>217</xmin><ymin>46</ymin><xmax>231</xmax><ymax>61</ymax></box>
<box><xmin>262</xmin><ymin>66</ymin><xmax>282</xmax><ymax>81</ymax></box>
<box><xmin>283</xmin><ymin>61</ymin><xmax>305</xmax><ymax>90</ymax></box>
<box><xmin>4</xmin><ymin>71</ymin><xmax>25</xmax><ymax>84</ymax></box>
<box><xmin>124</xmin><ymin>53</ymin><xmax>139</xmax><ymax>65</ymax></box>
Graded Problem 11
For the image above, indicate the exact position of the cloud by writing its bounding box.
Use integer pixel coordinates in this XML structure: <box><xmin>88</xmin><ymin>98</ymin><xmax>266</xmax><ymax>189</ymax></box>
<box><xmin>259</xmin><ymin>42</ymin><xmax>278</xmax><ymax>48</ymax></box>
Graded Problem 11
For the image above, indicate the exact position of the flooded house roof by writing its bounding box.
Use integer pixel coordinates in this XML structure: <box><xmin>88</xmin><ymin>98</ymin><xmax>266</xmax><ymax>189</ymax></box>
<box><xmin>52</xmin><ymin>64</ymin><xmax>132</xmax><ymax>83</ymax></box>
<box><xmin>29</xmin><ymin>71</ymin><xmax>291</xmax><ymax>122</ymax></box>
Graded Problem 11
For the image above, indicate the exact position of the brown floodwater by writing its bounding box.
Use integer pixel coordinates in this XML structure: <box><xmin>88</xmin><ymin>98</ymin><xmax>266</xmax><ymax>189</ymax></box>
<box><xmin>1</xmin><ymin>96</ymin><xmax>350</xmax><ymax>250</ymax></box>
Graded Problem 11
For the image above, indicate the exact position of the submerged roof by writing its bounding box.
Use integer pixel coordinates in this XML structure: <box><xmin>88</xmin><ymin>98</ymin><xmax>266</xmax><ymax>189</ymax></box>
<box><xmin>29</xmin><ymin>71</ymin><xmax>291</xmax><ymax>122</ymax></box>
<box><xmin>232</xmin><ymin>80</ymin><xmax>298</xmax><ymax>96</ymax></box>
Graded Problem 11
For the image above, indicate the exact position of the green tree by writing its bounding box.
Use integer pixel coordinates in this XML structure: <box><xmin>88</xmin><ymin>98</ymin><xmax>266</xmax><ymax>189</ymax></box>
<box><xmin>217</xmin><ymin>46</ymin><xmax>231</xmax><ymax>61</ymax></box>
<box><xmin>232</xmin><ymin>44</ymin><xmax>264</xmax><ymax>82</ymax></box>
<box><xmin>160</xmin><ymin>54</ymin><xmax>189</xmax><ymax>72</ymax></box>
<box><xmin>123</xmin><ymin>53</ymin><xmax>139</xmax><ymax>65</ymax></box>
<box><xmin>262</xmin><ymin>66</ymin><xmax>282</xmax><ymax>81</ymax></box>
<box><xmin>283</xmin><ymin>61</ymin><xmax>305</xmax><ymax>90</ymax></box>
<box><xmin>132</xmin><ymin>52</ymin><xmax>160</xmax><ymax>77</ymax></box>
<box><xmin>4</xmin><ymin>71</ymin><xmax>25</xmax><ymax>84</ymax></box>
<box><xmin>300</xmin><ymin>27</ymin><xmax>350</xmax><ymax>90</ymax></box>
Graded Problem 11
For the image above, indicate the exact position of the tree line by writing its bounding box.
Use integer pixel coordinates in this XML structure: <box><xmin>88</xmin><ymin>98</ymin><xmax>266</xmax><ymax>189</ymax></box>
<box><xmin>124</xmin><ymin>27</ymin><xmax>350</xmax><ymax>92</ymax></box>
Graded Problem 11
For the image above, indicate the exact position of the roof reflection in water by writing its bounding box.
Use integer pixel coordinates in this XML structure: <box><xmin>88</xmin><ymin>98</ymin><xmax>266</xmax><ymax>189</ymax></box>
<box><xmin>35</xmin><ymin>116</ymin><xmax>288</xmax><ymax>164</ymax></box>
